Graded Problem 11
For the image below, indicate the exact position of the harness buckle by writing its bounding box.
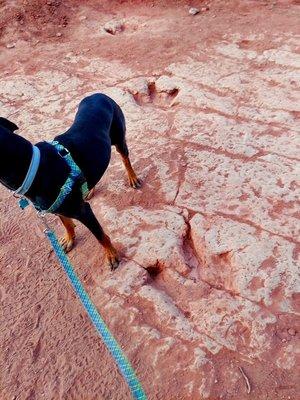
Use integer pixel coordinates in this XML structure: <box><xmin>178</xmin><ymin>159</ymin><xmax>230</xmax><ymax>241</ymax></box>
<box><xmin>51</xmin><ymin>140</ymin><xmax>70</xmax><ymax>158</ymax></box>
<box><xmin>13</xmin><ymin>192</ymin><xmax>21</xmax><ymax>199</ymax></box>
<box><xmin>58</xmin><ymin>148</ymin><xmax>70</xmax><ymax>157</ymax></box>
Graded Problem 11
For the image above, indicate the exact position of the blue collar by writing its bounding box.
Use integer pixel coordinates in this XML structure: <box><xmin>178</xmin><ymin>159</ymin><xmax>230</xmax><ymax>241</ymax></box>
<box><xmin>15</xmin><ymin>145</ymin><xmax>41</xmax><ymax>196</ymax></box>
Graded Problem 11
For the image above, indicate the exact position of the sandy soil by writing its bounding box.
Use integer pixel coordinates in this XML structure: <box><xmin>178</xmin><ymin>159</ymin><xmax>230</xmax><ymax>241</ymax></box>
<box><xmin>0</xmin><ymin>1</ymin><xmax>299</xmax><ymax>399</ymax></box>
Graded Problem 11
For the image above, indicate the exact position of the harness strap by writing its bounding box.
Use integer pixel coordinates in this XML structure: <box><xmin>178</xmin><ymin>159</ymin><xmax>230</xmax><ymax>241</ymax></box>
<box><xmin>18</xmin><ymin>141</ymin><xmax>89</xmax><ymax>213</ymax></box>
<box><xmin>15</xmin><ymin>145</ymin><xmax>41</xmax><ymax>196</ymax></box>
<box><xmin>46</xmin><ymin>173</ymin><xmax>78</xmax><ymax>213</ymax></box>
<box><xmin>45</xmin><ymin>141</ymin><xmax>88</xmax><ymax>213</ymax></box>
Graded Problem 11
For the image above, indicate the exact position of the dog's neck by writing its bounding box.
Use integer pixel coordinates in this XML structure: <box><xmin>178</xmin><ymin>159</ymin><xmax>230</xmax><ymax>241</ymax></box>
<box><xmin>0</xmin><ymin>129</ymin><xmax>33</xmax><ymax>191</ymax></box>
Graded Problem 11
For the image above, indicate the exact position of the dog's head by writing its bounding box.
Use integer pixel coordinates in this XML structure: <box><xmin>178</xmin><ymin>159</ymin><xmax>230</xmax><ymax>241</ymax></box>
<box><xmin>0</xmin><ymin>117</ymin><xmax>19</xmax><ymax>133</ymax></box>
<box><xmin>0</xmin><ymin>118</ymin><xmax>22</xmax><ymax>189</ymax></box>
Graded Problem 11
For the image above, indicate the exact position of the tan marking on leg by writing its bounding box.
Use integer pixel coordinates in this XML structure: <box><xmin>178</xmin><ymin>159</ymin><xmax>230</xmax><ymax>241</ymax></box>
<box><xmin>84</xmin><ymin>187</ymin><xmax>95</xmax><ymax>201</ymax></box>
<box><xmin>121</xmin><ymin>155</ymin><xmax>141</xmax><ymax>189</ymax></box>
<box><xmin>59</xmin><ymin>216</ymin><xmax>76</xmax><ymax>253</ymax></box>
<box><xmin>101</xmin><ymin>234</ymin><xmax>119</xmax><ymax>270</ymax></box>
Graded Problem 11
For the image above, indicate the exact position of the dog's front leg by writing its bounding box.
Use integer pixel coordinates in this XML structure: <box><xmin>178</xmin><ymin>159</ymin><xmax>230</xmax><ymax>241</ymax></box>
<box><xmin>59</xmin><ymin>215</ymin><xmax>76</xmax><ymax>252</ymax></box>
<box><xmin>75</xmin><ymin>202</ymin><xmax>119</xmax><ymax>270</ymax></box>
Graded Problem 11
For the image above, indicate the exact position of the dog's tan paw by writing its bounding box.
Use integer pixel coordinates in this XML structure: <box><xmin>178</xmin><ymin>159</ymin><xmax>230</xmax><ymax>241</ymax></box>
<box><xmin>106</xmin><ymin>249</ymin><xmax>120</xmax><ymax>271</ymax></box>
<box><xmin>129</xmin><ymin>176</ymin><xmax>142</xmax><ymax>189</ymax></box>
<box><xmin>59</xmin><ymin>236</ymin><xmax>75</xmax><ymax>253</ymax></box>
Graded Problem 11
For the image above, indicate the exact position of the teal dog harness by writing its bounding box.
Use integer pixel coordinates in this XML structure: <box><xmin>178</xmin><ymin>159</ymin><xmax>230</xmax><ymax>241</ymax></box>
<box><xmin>18</xmin><ymin>141</ymin><xmax>89</xmax><ymax>213</ymax></box>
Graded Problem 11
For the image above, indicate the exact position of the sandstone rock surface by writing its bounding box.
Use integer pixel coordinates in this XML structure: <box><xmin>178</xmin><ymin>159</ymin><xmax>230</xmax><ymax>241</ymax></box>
<box><xmin>0</xmin><ymin>1</ymin><xmax>299</xmax><ymax>399</ymax></box>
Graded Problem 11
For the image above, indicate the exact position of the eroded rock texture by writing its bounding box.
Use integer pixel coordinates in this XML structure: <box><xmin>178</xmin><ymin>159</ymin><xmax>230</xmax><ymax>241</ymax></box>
<box><xmin>0</xmin><ymin>1</ymin><xmax>299</xmax><ymax>399</ymax></box>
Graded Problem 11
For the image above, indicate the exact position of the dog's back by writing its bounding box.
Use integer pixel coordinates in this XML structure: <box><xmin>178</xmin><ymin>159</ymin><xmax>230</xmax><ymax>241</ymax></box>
<box><xmin>55</xmin><ymin>93</ymin><xmax>125</xmax><ymax>188</ymax></box>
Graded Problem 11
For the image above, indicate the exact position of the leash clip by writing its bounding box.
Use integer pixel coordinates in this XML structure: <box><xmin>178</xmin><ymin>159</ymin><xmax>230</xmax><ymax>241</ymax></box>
<box><xmin>37</xmin><ymin>211</ymin><xmax>51</xmax><ymax>234</ymax></box>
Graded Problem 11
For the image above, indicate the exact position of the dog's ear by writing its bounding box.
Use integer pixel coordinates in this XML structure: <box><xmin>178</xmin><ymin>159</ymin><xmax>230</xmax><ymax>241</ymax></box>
<box><xmin>0</xmin><ymin>117</ymin><xmax>19</xmax><ymax>132</ymax></box>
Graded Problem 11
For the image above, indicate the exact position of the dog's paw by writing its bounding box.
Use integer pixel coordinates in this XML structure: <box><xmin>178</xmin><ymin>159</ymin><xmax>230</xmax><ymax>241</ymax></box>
<box><xmin>110</xmin><ymin>258</ymin><xmax>120</xmax><ymax>271</ymax></box>
<box><xmin>106</xmin><ymin>251</ymin><xmax>120</xmax><ymax>271</ymax></box>
<box><xmin>59</xmin><ymin>236</ymin><xmax>75</xmax><ymax>253</ymax></box>
<box><xmin>129</xmin><ymin>176</ymin><xmax>142</xmax><ymax>189</ymax></box>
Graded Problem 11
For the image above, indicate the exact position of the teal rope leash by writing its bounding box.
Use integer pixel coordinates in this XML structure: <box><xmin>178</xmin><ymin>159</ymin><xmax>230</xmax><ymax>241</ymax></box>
<box><xmin>45</xmin><ymin>228</ymin><xmax>147</xmax><ymax>400</ymax></box>
<box><xmin>15</xmin><ymin>140</ymin><xmax>146</xmax><ymax>398</ymax></box>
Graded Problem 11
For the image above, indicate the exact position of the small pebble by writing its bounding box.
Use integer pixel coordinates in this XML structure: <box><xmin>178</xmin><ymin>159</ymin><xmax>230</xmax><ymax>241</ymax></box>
<box><xmin>288</xmin><ymin>328</ymin><xmax>296</xmax><ymax>336</ymax></box>
<box><xmin>56</xmin><ymin>32</ymin><xmax>62</xmax><ymax>37</ymax></box>
<box><xmin>6</xmin><ymin>43</ymin><xmax>16</xmax><ymax>49</ymax></box>
<box><xmin>104</xmin><ymin>20</ymin><xmax>124</xmax><ymax>35</ymax></box>
<box><xmin>189</xmin><ymin>7</ymin><xmax>200</xmax><ymax>15</ymax></box>
<box><xmin>201</xmin><ymin>6</ymin><xmax>210</xmax><ymax>12</ymax></box>
<box><xmin>79</xmin><ymin>15</ymin><xmax>87</xmax><ymax>21</ymax></box>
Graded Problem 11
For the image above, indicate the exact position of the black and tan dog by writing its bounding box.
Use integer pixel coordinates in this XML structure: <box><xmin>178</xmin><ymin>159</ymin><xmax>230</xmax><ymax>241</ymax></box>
<box><xmin>0</xmin><ymin>93</ymin><xmax>141</xmax><ymax>270</ymax></box>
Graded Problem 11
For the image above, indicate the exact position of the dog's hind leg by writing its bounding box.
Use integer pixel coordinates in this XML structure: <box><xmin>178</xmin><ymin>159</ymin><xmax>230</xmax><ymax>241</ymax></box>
<box><xmin>59</xmin><ymin>215</ymin><xmax>76</xmax><ymax>252</ymax></box>
<box><xmin>116</xmin><ymin>140</ymin><xmax>141</xmax><ymax>189</ymax></box>
<box><xmin>75</xmin><ymin>202</ymin><xmax>119</xmax><ymax>270</ymax></box>
<box><xmin>110</xmin><ymin>105</ymin><xmax>141</xmax><ymax>189</ymax></box>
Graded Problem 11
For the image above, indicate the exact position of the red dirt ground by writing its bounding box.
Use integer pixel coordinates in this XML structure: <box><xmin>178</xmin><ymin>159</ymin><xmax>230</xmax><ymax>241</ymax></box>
<box><xmin>0</xmin><ymin>1</ymin><xmax>299</xmax><ymax>399</ymax></box>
